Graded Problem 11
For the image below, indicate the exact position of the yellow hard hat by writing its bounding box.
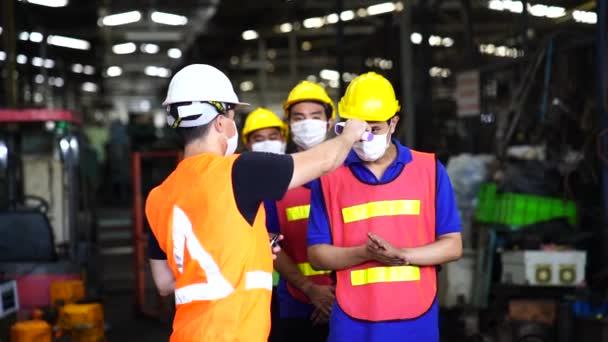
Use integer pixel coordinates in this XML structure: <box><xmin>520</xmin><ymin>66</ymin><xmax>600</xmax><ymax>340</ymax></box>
<box><xmin>338</xmin><ymin>72</ymin><xmax>400</xmax><ymax>122</ymax></box>
<box><xmin>283</xmin><ymin>81</ymin><xmax>336</xmax><ymax>119</ymax></box>
<box><xmin>242</xmin><ymin>108</ymin><xmax>287</xmax><ymax>143</ymax></box>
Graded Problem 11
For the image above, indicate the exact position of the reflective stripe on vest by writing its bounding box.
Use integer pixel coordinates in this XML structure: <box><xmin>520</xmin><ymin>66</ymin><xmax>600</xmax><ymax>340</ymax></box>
<box><xmin>298</xmin><ymin>262</ymin><xmax>332</xmax><ymax>277</ymax></box>
<box><xmin>341</xmin><ymin>200</ymin><xmax>420</xmax><ymax>224</ymax></box>
<box><xmin>351</xmin><ymin>266</ymin><xmax>420</xmax><ymax>286</ymax></box>
<box><xmin>286</xmin><ymin>205</ymin><xmax>310</xmax><ymax>221</ymax></box>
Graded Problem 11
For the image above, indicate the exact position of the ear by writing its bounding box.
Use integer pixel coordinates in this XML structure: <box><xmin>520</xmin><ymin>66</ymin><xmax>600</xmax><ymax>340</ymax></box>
<box><xmin>389</xmin><ymin>116</ymin><xmax>400</xmax><ymax>135</ymax></box>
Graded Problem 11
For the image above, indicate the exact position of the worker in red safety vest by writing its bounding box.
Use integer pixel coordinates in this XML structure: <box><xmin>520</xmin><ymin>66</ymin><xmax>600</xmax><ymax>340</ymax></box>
<box><xmin>264</xmin><ymin>81</ymin><xmax>336</xmax><ymax>341</ymax></box>
<box><xmin>307</xmin><ymin>72</ymin><xmax>463</xmax><ymax>342</ymax></box>
<box><xmin>145</xmin><ymin>64</ymin><xmax>368</xmax><ymax>342</ymax></box>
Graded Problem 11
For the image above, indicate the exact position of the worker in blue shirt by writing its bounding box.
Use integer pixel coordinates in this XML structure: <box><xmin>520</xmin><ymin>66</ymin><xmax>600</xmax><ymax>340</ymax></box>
<box><xmin>266</xmin><ymin>81</ymin><xmax>336</xmax><ymax>341</ymax></box>
<box><xmin>307</xmin><ymin>72</ymin><xmax>463</xmax><ymax>342</ymax></box>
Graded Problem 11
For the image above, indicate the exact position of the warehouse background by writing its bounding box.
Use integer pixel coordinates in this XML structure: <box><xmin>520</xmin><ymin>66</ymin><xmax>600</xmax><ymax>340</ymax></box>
<box><xmin>0</xmin><ymin>0</ymin><xmax>607</xmax><ymax>341</ymax></box>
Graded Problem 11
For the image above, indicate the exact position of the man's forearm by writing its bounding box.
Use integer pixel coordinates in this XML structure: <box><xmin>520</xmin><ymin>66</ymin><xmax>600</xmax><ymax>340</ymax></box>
<box><xmin>289</xmin><ymin>133</ymin><xmax>359</xmax><ymax>190</ymax></box>
<box><xmin>308</xmin><ymin>244</ymin><xmax>370</xmax><ymax>271</ymax></box>
<box><xmin>274</xmin><ymin>250</ymin><xmax>314</xmax><ymax>295</ymax></box>
<box><xmin>400</xmin><ymin>234</ymin><xmax>462</xmax><ymax>266</ymax></box>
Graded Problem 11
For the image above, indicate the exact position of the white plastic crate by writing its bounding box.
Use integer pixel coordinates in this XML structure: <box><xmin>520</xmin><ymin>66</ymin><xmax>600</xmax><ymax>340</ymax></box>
<box><xmin>501</xmin><ymin>250</ymin><xmax>586</xmax><ymax>286</ymax></box>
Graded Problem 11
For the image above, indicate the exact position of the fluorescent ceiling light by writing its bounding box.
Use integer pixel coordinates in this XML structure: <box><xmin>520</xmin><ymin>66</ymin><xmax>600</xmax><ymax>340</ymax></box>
<box><xmin>112</xmin><ymin>42</ymin><xmax>136</xmax><ymax>54</ymax></box>
<box><xmin>17</xmin><ymin>54</ymin><xmax>27</xmax><ymax>64</ymax></box>
<box><xmin>53</xmin><ymin>77</ymin><xmax>64</xmax><ymax>87</ymax></box>
<box><xmin>151</xmin><ymin>11</ymin><xmax>188</xmax><ymax>26</ymax></box>
<box><xmin>303</xmin><ymin>17</ymin><xmax>324</xmax><ymax>29</ymax></box>
<box><xmin>340</xmin><ymin>10</ymin><xmax>355</xmax><ymax>21</ymax></box>
<box><xmin>145</xmin><ymin>66</ymin><xmax>171</xmax><ymax>78</ymax></box>
<box><xmin>410</xmin><ymin>32</ymin><xmax>423</xmax><ymax>44</ymax></box>
<box><xmin>428</xmin><ymin>35</ymin><xmax>442</xmax><ymax>46</ymax></box>
<box><xmin>301</xmin><ymin>41</ymin><xmax>312</xmax><ymax>51</ymax></box>
<box><xmin>320</xmin><ymin>69</ymin><xmax>340</xmax><ymax>81</ymax></box>
<box><xmin>22</xmin><ymin>0</ymin><xmax>68</xmax><ymax>7</ymax></box>
<box><xmin>357</xmin><ymin>8</ymin><xmax>368</xmax><ymax>17</ymax></box>
<box><xmin>242</xmin><ymin>30</ymin><xmax>259</xmax><ymax>41</ymax></box>
<box><xmin>367</xmin><ymin>2</ymin><xmax>396</xmax><ymax>16</ymax></box>
<box><xmin>32</xmin><ymin>57</ymin><xmax>44</xmax><ymax>67</ymax></box>
<box><xmin>167</xmin><ymin>48</ymin><xmax>182</xmax><ymax>59</ymax></box>
<box><xmin>442</xmin><ymin>37</ymin><xmax>454</xmax><ymax>47</ymax></box>
<box><xmin>47</xmin><ymin>35</ymin><xmax>91</xmax><ymax>50</ymax></box>
<box><xmin>279</xmin><ymin>23</ymin><xmax>293</xmax><ymax>33</ymax></box>
<box><xmin>545</xmin><ymin>6</ymin><xmax>565</xmax><ymax>18</ymax></box>
<box><xmin>106</xmin><ymin>66</ymin><xmax>122</xmax><ymax>77</ymax></box>
<box><xmin>326</xmin><ymin>13</ymin><xmax>339</xmax><ymax>24</ymax></box>
<box><xmin>29</xmin><ymin>32</ymin><xmax>43</xmax><ymax>43</ymax></box>
<box><xmin>101</xmin><ymin>11</ymin><xmax>142</xmax><ymax>26</ymax></box>
<box><xmin>83</xmin><ymin>65</ymin><xmax>95</xmax><ymax>75</ymax></box>
<box><xmin>240</xmin><ymin>81</ymin><xmax>254</xmax><ymax>92</ymax></box>
<box><xmin>81</xmin><ymin>82</ymin><xmax>98</xmax><ymax>93</ymax></box>
<box><xmin>44</xmin><ymin>59</ymin><xmax>54</xmax><ymax>69</ymax></box>
<box><xmin>71</xmin><ymin>63</ymin><xmax>83</xmax><ymax>73</ymax></box>
<box><xmin>572</xmin><ymin>10</ymin><xmax>597</xmax><ymax>24</ymax></box>
<box><xmin>141</xmin><ymin>43</ymin><xmax>160</xmax><ymax>54</ymax></box>
<box><xmin>19</xmin><ymin>32</ymin><xmax>29</xmax><ymax>41</ymax></box>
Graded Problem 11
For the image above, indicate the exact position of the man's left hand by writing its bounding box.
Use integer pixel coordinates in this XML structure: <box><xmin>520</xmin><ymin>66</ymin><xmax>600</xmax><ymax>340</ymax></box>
<box><xmin>366</xmin><ymin>232</ymin><xmax>408</xmax><ymax>265</ymax></box>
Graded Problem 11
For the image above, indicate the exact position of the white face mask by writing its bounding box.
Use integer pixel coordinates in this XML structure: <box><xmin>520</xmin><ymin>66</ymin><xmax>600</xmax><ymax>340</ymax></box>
<box><xmin>290</xmin><ymin>119</ymin><xmax>328</xmax><ymax>150</ymax></box>
<box><xmin>251</xmin><ymin>140</ymin><xmax>286</xmax><ymax>154</ymax></box>
<box><xmin>224</xmin><ymin>121</ymin><xmax>238</xmax><ymax>156</ymax></box>
<box><xmin>353</xmin><ymin>127</ymin><xmax>392</xmax><ymax>162</ymax></box>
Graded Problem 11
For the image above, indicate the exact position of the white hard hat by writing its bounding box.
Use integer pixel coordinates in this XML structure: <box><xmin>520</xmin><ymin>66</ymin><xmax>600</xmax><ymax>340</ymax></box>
<box><xmin>162</xmin><ymin>64</ymin><xmax>248</xmax><ymax>106</ymax></box>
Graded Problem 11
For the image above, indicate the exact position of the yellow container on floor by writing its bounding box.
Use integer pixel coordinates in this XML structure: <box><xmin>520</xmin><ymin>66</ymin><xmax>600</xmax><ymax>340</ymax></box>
<box><xmin>10</xmin><ymin>320</ymin><xmax>52</xmax><ymax>342</ymax></box>
<box><xmin>59</xmin><ymin>303</ymin><xmax>105</xmax><ymax>342</ymax></box>
<box><xmin>50</xmin><ymin>279</ymin><xmax>85</xmax><ymax>305</ymax></box>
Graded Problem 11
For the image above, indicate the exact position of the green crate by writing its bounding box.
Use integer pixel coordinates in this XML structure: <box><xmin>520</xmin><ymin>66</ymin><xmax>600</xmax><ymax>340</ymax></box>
<box><xmin>475</xmin><ymin>183</ymin><xmax>577</xmax><ymax>228</ymax></box>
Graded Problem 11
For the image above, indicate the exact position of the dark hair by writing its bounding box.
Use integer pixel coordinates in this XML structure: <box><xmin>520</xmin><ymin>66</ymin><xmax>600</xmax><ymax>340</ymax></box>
<box><xmin>174</xmin><ymin>122</ymin><xmax>214</xmax><ymax>146</ymax></box>
<box><xmin>288</xmin><ymin>100</ymin><xmax>332</xmax><ymax>120</ymax></box>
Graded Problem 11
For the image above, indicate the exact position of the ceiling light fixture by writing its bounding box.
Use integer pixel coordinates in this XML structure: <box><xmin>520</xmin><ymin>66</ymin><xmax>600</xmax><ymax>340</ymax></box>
<box><xmin>366</xmin><ymin>2</ymin><xmax>396</xmax><ymax>16</ymax></box>
<box><xmin>112</xmin><ymin>42</ymin><xmax>137</xmax><ymax>54</ymax></box>
<box><xmin>29</xmin><ymin>32</ymin><xmax>44</xmax><ymax>43</ymax></box>
<box><xmin>141</xmin><ymin>43</ymin><xmax>160</xmax><ymax>54</ymax></box>
<box><xmin>242</xmin><ymin>30</ymin><xmax>259</xmax><ymax>41</ymax></box>
<box><xmin>151</xmin><ymin>11</ymin><xmax>188</xmax><ymax>26</ymax></box>
<box><xmin>106</xmin><ymin>66</ymin><xmax>122</xmax><ymax>77</ymax></box>
<box><xmin>81</xmin><ymin>82</ymin><xmax>98</xmax><ymax>93</ymax></box>
<box><xmin>303</xmin><ymin>17</ymin><xmax>324</xmax><ymax>29</ymax></box>
<box><xmin>340</xmin><ymin>10</ymin><xmax>355</xmax><ymax>21</ymax></box>
<box><xmin>21</xmin><ymin>0</ymin><xmax>68</xmax><ymax>7</ymax></box>
<box><xmin>101</xmin><ymin>11</ymin><xmax>142</xmax><ymax>26</ymax></box>
<box><xmin>47</xmin><ymin>35</ymin><xmax>91</xmax><ymax>50</ymax></box>
<box><xmin>167</xmin><ymin>48</ymin><xmax>182</xmax><ymax>59</ymax></box>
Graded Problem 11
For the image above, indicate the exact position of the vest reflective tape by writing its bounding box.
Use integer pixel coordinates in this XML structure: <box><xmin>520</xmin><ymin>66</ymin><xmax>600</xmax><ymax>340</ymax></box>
<box><xmin>341</xmin><ymin>200</ymin><xmax>420</xmax><ymax>224</ymax></box>
<box><xmin>285</xmin><ymin>205</ymin><xmax>310</xmax><ymax>222</ymax></box>
<box><xmin>297</xmin><ymin>262</ymin><xmax>331</xmax><ymax>276</ymax></box>
<box><xmin>245</xmin><ymin>271</ymin><xmax>273</xmax><ymax>290</ymax></box>
<box><xmin>350</xmin><ymin>266</ymin><xmax>421</xmax><ymax>286</ymax></box>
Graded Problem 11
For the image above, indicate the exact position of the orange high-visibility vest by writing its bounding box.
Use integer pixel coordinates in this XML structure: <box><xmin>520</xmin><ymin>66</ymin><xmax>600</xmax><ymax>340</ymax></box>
<box><xmin>320</xmin><ymin>150</ymin><xmax>437</xmax><ymax>322</ymax></box>
<box><xmin>146</xmin><ymin>153</ymin><xmax>274</xmax><ymax>342</ymax></box>
<box><xmin>276</xmin><ymin>186</ymin><xmax>333</xmax><ymax>303</ymax></box>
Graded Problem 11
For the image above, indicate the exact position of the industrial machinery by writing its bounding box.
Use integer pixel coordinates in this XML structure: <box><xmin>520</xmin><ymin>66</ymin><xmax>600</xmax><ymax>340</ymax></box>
<box><xmin>0</xmin><ymin>109</ymin><xmax>97</xmax><ymax>315</ymax></box>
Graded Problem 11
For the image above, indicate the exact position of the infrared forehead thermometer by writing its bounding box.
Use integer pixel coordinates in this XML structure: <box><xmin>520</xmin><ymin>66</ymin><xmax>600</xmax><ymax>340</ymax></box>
<box><xmin>334</xmin><ymin>122</ymin><xmax>373</xmax><ymax>141</ymax></box>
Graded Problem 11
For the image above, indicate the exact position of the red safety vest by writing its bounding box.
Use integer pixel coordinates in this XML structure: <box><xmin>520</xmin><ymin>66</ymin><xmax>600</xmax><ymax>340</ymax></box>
<box><xmin>276</xmin><ymin>186</ymin><xmax>333</xmax><ymax>303</ymax></box>
<box><xmin>320</xmin><ymin>150</ymin><xmax>437</xmax><ymax>322</ymax></box>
